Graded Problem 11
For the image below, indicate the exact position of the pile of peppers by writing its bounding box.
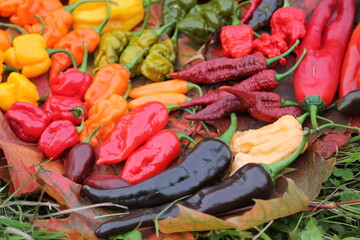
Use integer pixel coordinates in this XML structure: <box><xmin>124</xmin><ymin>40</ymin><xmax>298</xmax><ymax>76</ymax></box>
<box><xmin>1</xmin><ymin>0</ymin><xmax>360</xmax><ymax>239</ymax></box>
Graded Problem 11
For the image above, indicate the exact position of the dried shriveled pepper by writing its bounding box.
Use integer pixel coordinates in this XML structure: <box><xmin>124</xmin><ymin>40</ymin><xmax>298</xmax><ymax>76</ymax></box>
<box><xmin>128</xmin><ymin>93</ymin><xmax>190</xmax><ymax>110</ymax></box>
<box><xmin>5</xmin><ymin>102</ymin><xmax>51</xmax><ymax>142</ymax></box>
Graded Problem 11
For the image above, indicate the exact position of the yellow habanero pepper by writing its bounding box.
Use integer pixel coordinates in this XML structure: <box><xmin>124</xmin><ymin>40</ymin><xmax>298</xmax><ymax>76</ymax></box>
<box><xmin>0</xmin><ymin>50</ymin><xmax>4</xmax><ymax>82</ymax></box>
<box><xmin>0</xmin><ymin>72</ymin><xmax>40</xmax><ymax>111</ymax></box>
<box><xmin>69</xmin><ymin>0</ymin><xmax>144</xmax><ymax>33</ymax></box>
<box><xmin>229</xmin><ymin>115</ymin><xmax>307</xmax><ymax>176</ymax></box>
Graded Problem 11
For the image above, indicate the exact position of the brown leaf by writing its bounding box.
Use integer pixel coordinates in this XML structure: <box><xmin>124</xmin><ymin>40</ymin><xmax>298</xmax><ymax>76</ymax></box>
<box><xmin>316</xmin><ymin>133</ymin><xmax>350</xmax><ymax>158</ymax></box>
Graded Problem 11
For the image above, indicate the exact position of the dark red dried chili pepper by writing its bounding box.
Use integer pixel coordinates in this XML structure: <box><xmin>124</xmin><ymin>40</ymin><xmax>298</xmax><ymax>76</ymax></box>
<box><xmin>6</xmin><ymin>102</ymin><xmax>51</xmax><ymax>142</ymax></box>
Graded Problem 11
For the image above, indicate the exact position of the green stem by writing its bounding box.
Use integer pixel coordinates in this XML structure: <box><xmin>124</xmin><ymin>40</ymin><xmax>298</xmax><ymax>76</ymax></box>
<box><xmin>171</xmin><ymin>27</ymin><xmax>179</xmax><ymax>42</ymax></box>
<box><xmin>266</xmin><ymin>39</ymin><xmax>300</xmax><ymax>66</ymax></box>
<box><xmin>69</xmin><ymin>106</ymin><xmax>85</xmax><ymax>118</ymax></box>
<box><xmin>283</xmin><ymin>0</ymin><xmax>291</xmax><ymax>7</ymax></box>
<box><xmin>231</xmin><ymin>0</ymin><xmax>251</xmax><ymax>25</ymax></box>
<box><xmin>83</xmin><ymin>125</ymin><xmax>103</xmax><ymax>144</ymax></box>
<box><xmin>78</xmin><ymin>41</ymin><xmax>89</xmax><ymax>73</ymax></box>
<box><xmin>276</xmin><ymin>49</ymin><xmax>307</xmax><ymax>81</ymax></box>
<box><xmin>152</xmin><ymin>21</ymin><xmax>176</xmax><ymax>37</ymax></box>
<box><xmin>122</xmin><ymin>48</ymin><xmax>148</xmax><ymax>71</ymax></box>
<box><xmin>34</xmin><ymin>15</ymin><xmax>45</xmax><ymax>35</ymax></box>
<box><xmin>93</xmin><ymin>0</ymin><xmax>110</xmax><ymax>35</ymax></box>
<box><xmin>316</xmin><ymin>116</ymin><xmax>334</xmax><ymax>124</ymax></box>
<box><xmin>64</xmin><ymin>0</ymin><xmax>117</xmax><ymax>13</ymax></box>
<box><xmin>137</xmin><ymin>0</ymin><xmax>153</xmax><ymax>36</ymax></box>
<box><xmin>281</xmin><ymin>99</ymin><xmax>299</xmax><ymax>107</ymax></box>
<box><xmin>0</xmin><ymin>22</ymin><xmax>27</xmax><ymax>34</ymax></box>
<box><xmin>296</xmin><ymin>113</ymin><xmax>309</xmax><ymax>124</ymax></box>
<box><xmin>187</xmin><ymin>83</ymin><xmax>203</xmax><ymax>97</ymax></box>
<box><xmin>76</xmin><ymin>119</ymin><xmax>85</xmax><ymax>133</ymax></box>
<box><xmin>309</xmin><ymin>104</ymin><xmax>319</xmax><ymax>129</ymax></box>
<box><xmin>3</xmin><ymin>65</ymin><xmax>19</xmax><ymax>73</ymax></box>
<box><xmin>315</xmin><ymin>123</ymin><xmax>360</xmax><ymax>133</ymax></box>
<box><xmin>176</xmin><ymin>133</ymin><xmax>197</xmax><ymax>145</ymax></box>
<box><xmin>122</xmin><ymin>81</ymin><xmax>132</xmax><ymax>99</ymax></box>
<box><xmin>216</xmin><ymin>112</ymin><xmax>237</xmax><ymax>145</ymax></box>
<box><xmin>46</xmin><ymin>48</ymin><xmax>77</xmax><ymax>68</ymax></box>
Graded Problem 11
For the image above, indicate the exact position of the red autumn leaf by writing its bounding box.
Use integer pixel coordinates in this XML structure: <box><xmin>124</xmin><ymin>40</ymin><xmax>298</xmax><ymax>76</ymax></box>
<box><xmin>316</xmin><ymin>133</ymin><xmax>350</xmax><ymax>158</ymax></box>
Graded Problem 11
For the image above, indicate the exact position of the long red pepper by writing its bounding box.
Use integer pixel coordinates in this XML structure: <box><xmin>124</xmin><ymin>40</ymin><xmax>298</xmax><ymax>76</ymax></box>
<box><xmin>241</xmin><ymin>0</ymin><xmax>262</xmax><ymax>23</ymax></box>
<box><xmin>293</xmin><ymin>0</ymin><xmax>355</xmax><ymax>129</ymax></box>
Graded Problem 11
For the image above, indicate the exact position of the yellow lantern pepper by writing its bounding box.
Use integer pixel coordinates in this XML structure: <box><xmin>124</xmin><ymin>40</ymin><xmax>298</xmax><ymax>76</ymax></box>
<box><xmin>0</xmin><ymin>50</ymin><xmax>4</xmax><ymax>82</ymax></box>
<box><xmin>0</xmin><ymin>72</ymin><xmax>40</xmax><ymax>111</ymax></box>
<box><xmin>229</xmin><ymin>115</ymin><xmax>307</xmax><ymax>176</ymax></box>
<box><xmin>69</xmin><ymin>0</ymin><xmax>144</xmax><ymax>33</ymax></box>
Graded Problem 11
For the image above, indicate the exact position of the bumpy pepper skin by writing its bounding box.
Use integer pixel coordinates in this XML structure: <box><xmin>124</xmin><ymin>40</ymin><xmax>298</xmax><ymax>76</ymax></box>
<box><xmin>96</xmin><ymin>101</ymin><xmax>169</xmax><ymax>165</ymax></box>
<box><xmin>177</xmin><ymin>0</ymin><xmax>234</xmax><ymax>44</ymax></box>
<box><xmin>38</xmin><ymin>120</ymin><xmax>80</xmax><ymax>159</ymax></box>
<box><xmin>252</xmin><ymin>33</ymin><xmax>288</xmax><ymax>63</ymax></box>
<box><xmin>220</xmin><ymin>25</ymin><xmax>254</xmax><ymax>58</ymax></box>
<box><xmin>140</xmin><ymin>38</ymin><xmax>177</xmax><ymax>82</ymax></box>
<box><xmin>122</xmin><ymin>129</ymin><xmax>181</xmax><ymax>184</ymax></box>
<box><xmin>0</xmin><ymin>72</ymin><xmax>40</xmax><ymax>111</ymax></box>
<box><xmin>6</xmin><ymin>102</ymin><xmax>51</xmax><ymax>142</ymax></box>
<box><xmin>335</xmin><ymin>89</ymin><xmax>360</xmax><ymax>116</ymax></box>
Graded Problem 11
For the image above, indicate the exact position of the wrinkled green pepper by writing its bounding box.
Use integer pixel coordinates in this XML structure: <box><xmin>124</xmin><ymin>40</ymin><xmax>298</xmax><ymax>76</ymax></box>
<box><xmin>140</xmin><ymin>30</ymin><xmax>178</xmax><ymax>82</ymax></box>
<box><xmin>161</xmin><ymin>0</ymin><xmax>197</xmax><ymax>35</ymax></box>
<box><xmin>247</xmin><ymin>0</ymin><xmax>284</xmax><ymax>30</ymax></box>
<box><xmin>335</xmin><ymin>89</ymin><xmax>360</xmax><ymax>116</ymax></box>
<box><xmin>176</xmin><ymin>0</ymin><xmax>234</xmax><ymax>44</ymax></box>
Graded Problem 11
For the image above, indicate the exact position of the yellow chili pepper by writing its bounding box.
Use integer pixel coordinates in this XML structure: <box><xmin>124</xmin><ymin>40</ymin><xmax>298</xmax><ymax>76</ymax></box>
<box><xmin>0</xmin><ymin>50</ymin><xmax>4</xmax><ymax>82</ymax></box>
<box><xmin>68</xmin><ymin>0</ymin><xmax>144</xmax><ymax>33</ymax></box>
<box><xmin>229</xmin><ymin>115</ymin><xmax>307</xmax><ymax>176</ymax></box>
<box><xmin>0</xmin><ymin>72</ymin><xmax>40</xmax><ymax>111</ymax></box>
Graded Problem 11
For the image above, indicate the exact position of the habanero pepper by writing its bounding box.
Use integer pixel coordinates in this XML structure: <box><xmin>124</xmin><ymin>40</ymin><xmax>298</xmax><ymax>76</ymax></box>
<box><xmin>128</xmin><ymin>93</ymin><xmax>190</xmax><ymax>110</ymax></box>
<box><xmin>338</xmin><ymin>23</ymin><xmax>360</xmax><ymax>98</ymax></box>
<box><xmin>81</xmin><ymin>113</ymin><xmax>237</xmax><ymax>209</ymax></box>
<box><xmin>0</xmin><ymin>50</ymin><xmax>20</xmax><ymax>82</ymax></box>
<box><xmin>252</xmin><ymin>33</ymin><xmax>288</xmax><ymax>65</ymax></box>
<box><xmin>335</xmin><ymin>89</ymin><xmax>360</xmax><ymax>116</ymax></box>
<box><xmin>293</xmin><ymin>0</ymin><xmax>355</xmax><ymax>129</ymax></box>
<box><xmin>0</xmin><ymin>30</ymin><xmax>12</xmax><ymax>52</ymax></box>
<box><xmin>5</xmin><ymin>102</ymin><xmax>51</xmax><ymax>142</ymax></box>
<box><xmin>168</xmin><ymin>39</ymin><xmax>299</xmax><ymax>84</ymax></box>
<box><xmin>94</xmin><ymin>123</ymin><xmax>310</xmax><ymax>239</ymax></box>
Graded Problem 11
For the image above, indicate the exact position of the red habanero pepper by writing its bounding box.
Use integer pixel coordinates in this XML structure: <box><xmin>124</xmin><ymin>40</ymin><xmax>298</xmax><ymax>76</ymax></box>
<box><xmin>5</xmin><ymin>102</ymin><xmax>51</xmax><ymax>142</ymax></box>
<box><xmin>252</xmin><ymin>33</ymin><xmax>288</xmax><ymax>65</ymax></box>
<box><xmin>96</xmin><ymin>101</ymin><xmax>169</xmax><ymax>165</ymax></box>
<box><xmin>293</xmin><ymin>0</ymin><xmax>355</xmax><ymax>129</ymax></box>
<box><xmin>38</xmin><ymin>119</ymin><xmax>83</xmax><ymax>159</ymax></box>
<box><xmin>50</xmin><ymin>42</ymin><xmax>92</xmax><ymax>101</ymax></box>
<box><xmin>122</xmin><ymin>129</ymin><xmax>195</xmax><ymax>184</ymax></box>
<box><xmin>168</xmin><ymin>39</ymin><xmax>299</xmax><ymax>84</ymax></box>
<box><xmin>270</xmin><ymin>0</ymin><xmax>306</xmax><ymax>46</ymax></box>
<box><xmin>339</xmin><ymin>23</ymin><xmax>360</xmax><ymax>98</ymax></box>
<box><xmin>241</xmin><ymin>0</ymin><xmax>263</xmax><ymax>23</ymax></box>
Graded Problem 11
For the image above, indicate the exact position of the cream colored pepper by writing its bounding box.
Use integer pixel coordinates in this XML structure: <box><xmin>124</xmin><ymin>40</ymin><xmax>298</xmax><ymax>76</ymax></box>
<box><xmin>229</xmin><ymin>115</ymin><xmax>306</xmax><ymax>175</ymax></box>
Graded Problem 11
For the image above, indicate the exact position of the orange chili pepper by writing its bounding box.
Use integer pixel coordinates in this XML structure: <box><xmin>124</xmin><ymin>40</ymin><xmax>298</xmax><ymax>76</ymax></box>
<box><xmin>128</xmin><ymin>93</ymin><xmax>190</xmax><ymax>110</ymax></box>
<box><xmin>0</xmin><ymin>0</ymin><xmax>22</xmax><ymax>18</ymax></box>
<box><xmin>129</xmin><ymin>79</ymin><xmax>203</xmax><ymax>99</ymax></box>
<box><xmin>0</xmin><ymin>30</ymin><xmax>12</xmax><ymax>52</ymax></box>
<box><xmin>80</xmin><ymin>94</ymin><xmax>128</xmax><ymax>148</ymax></box>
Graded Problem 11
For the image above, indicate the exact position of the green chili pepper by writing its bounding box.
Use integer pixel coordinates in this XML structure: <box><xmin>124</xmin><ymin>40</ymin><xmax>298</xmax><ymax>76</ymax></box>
<box><xmin>177</xmin><ymin>0</ymin><xmax>234</xmax><ymax>44</ymax></box>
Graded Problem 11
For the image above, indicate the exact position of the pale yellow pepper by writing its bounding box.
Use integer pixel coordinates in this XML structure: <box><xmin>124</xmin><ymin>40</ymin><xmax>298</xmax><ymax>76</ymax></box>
<box><xmin>69</xmin><ymin>0</ymin><xmax>144</xmax><ymax>33</ymax></box>
<box><xmin>0</xmin><ymin>72</ymin><xmax>40</xmax><ymax>111</ymax></box>
<box><xmin>229</xmin><ymin>115</ymin><xmax>307</xmax><ymax>176</ymax></box>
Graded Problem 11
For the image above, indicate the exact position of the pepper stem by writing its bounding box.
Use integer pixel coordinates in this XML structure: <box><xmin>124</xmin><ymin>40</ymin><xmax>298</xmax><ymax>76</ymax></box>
<box><xmin>76</xmin><ymin>119</ymin><xmax>85</xmax><ymax>133</ymax></box>
<box><xmin>176</xmin><ymin>133</ymin><xmax>197</xmax><ymax>145</ymax></box>
<box><xmin>122</xmin><ymin>48</ymin><xmax>148</xmax><ymax>71</ymax></box>
<box><xmin>83</xmin><ymin>125</ymin><xmax>103</xmax><ymax>144</ymax></box>
<box><xmin>3</xmin><ymin>65</ymin><xmax>20</xmax><ymax>73</ymax></box>
<box><xmin>276</xmin><ymin>49</ymin><xmax>307</xmax><ymax>82</ymax></box>
<box><xmin>314</xmin><ymin>123</ymin><xmax>360</xmax><ymax>133</ymax></box>
<box><xmin>68</xmin><ymin>106</ymin><xmax>85</xmax><ymax>118</ymax></box>
<box><xmin>122</xmin><ymin>81</ymin><xmax>132</xmax><ymax>99</ymax></box>
<box><xmin>46</xmin><ymin>48</ymin><xmax>77</xmax><ymax>68</ymax></box>
<box><xmin>263</xmin><ymin>127</ymin><xmax>310</xmax><ymax>179</ymax></box>
<box><xmin>216</xmin><ymin>112</ymin><xmax>237</xmax><ymax>145</ymax></box>
<box><xmin>34</xmin><ymin>15</ymin><xmax>46</xmax><ymax>35</ymax></box>
<box><xmin>64</xmin><ymin>0</ymin><xmax>117</xmax><ymax>13</ymax></box>
<box><xmin>296</xmin><ymin>113</ymin><xmax>309</xmax><ymax>124</ymax></box>
<box><xmin>78</xmin><ymin>41</ymin><xmax>89</xmax><ymax>74</ymax></box>
<box><xmin>281</xmin><ymin>99</ymin><xmax>299</xmax><ymax>107</ymax></box>
<box><xmin>93</xmin><ymin>0</ymin><xmax>110</xmax><ymax>35</ymax></box>
<box><xmin>0</xmin><ymin>22</ymin><xmax>27</xmax><ymax>34</ymax></box>
<box><xmin>171</xmin><ymin>28</ymin><xmax>179</xmax><ymax>42</ymax></box>
<box><xmin>137</xmin><ymin>0</ymin><xmax>153</xmax><ymax>36</ymax></box>
<box><xmin>187</xmin><ymin>82</ymin><xmax>203</xmax><ymax>97</ymax></box>
<box><xmin>309</xmin><ymin>104</ymin><xmax>319</xmax><ymax>129</ymax></box>
<box><xmin>231</xmin><ymin>0</ymin><xmax>251</xmax><ymax>25</ymax></box>
<box><xmin>283</xmin><ymin>0</ymin><xmax>291</xmax><ymax>8</ymax></box>
<box><xmin>152</xmin><ymin>21</ymin><xmax>176</xmax><ymax>37</ymax></box>
<box><xmin>266</xmin><ymin>39</ymin><xmax>300</xmax><ymax>66</ymax></box>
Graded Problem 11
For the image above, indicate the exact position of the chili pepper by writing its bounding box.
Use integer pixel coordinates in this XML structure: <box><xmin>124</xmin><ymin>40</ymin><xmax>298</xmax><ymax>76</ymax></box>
<box><xmin>0</xmin><ymin>72</ymin><xmax>39</xmax><ymax>111</ymax></box>
<box><xmin>69</xmin><ymin>0</ymin><xmax>144</xmax><ymax>33</ymax></box>
<box><xmin>128</xmin><ymin>93</ymin><xmax>190</xmax><ymax>110</ymax></box>
<box><xmin>119</xmin><ymin>21</ymin><xmax>176</xmax><ymax>78</ymax></box>
<box><xmin>252</xmin><ymin>33</ymin><xmax>288</xmax><ymax>65</ymax></box>
<box><xmin>129</xmin><ymin>79</ymin><xmax>202</xmax><ymax>99</ymax></box>
<box><xmin>65</xmin><ymin>125</ymin><xmax>102</xmax><ymax>184</ymax></box>
<box><xmin>122</xmin><ymin>130</ymin><xmax>195</xmax><ymax>184</ymax></box>
<box><xmin>176</xmin><ymin>0</ymin><xmax>234</xmax><ymax>44</ymax></box>
<box><xmin>38</xmin><ymin>119</ymin><xmax>83</xmax><ymax>159</ymax></box>
<box><xmin>335</xmin><ymin>89</ymin><xmax>360</xmax><ymax>116</ymax></box>
<box><xmin>0</xmin><ymin>30</ymin><xmax>12</xmax><ymax>52</ymax></box>
<box><xmin>0</xmin><ymin>0</ymin><xmax>22</xmax><ymax>19</ymax></box>
<box><xmin>0</xmin><ymin>50</ymin><xmax>20</xmax><ymax>82</ymax></box>
<box><xmin>81</xmin><ymin>112</ymin><xmax>237</xmax><ymax>209</ymax></box>
<box><xmin>43</xmin><ymin>94</ymin><xmax>88</xmax><ymax>126</ymax></box>
<box><xmin>247</xmin><ymin>0</ymin><xmax>283</xmax><ymax>30</ymax></box>
<box><xmin>161</xmin><ymin>0</ymin><xmax>197</xmax><ymax>35</ymax></box>
<box><xmin>50</xmin><ymin>42</ymin><xmax>92</xmax><ymax>101</ymax></box>
<box><xmin>80</xmin><ymin>94</ymin><xmax>128</xmax><ymax>148</ymax></box>
<box><xmin>49</xmin><ymin>0</ymin><xmax>111</xmax><ymax>80</ymax></box>
<box><xmin>168</xmin><ymin>39</ymin><xmax>299</xmax><ymax>84</ymax></box>
<box><xmin>338</xmin><ymin>23</ymin><xmax>360</xmax><ymax>98</ymax></box>
<box><xmin>241</xmin><ymin>0</ymin><xmax>263</xmax><ymax>23</ymax></box>
<box><xmin>293</xmin><ymin>0</ymin><xmax>355</xmax><ymax>129</ymax></box>
<box><xmin>83</xmin><ymin>173</ymin><xmax>131</xmax><ymax>190</ymax></box>
<box><xmin>270</xmin><ymin>0</ymin><xmax>306</xmax><ymax>47</ymax></box>
<box><xmin>140</xmin><ymin>29</ymin><xmax>178</xmax><ymax>82</ymax></box>
<box><xmin>5</xmin><ymin>102</ymin><xmax>51</xmax><ymax>142</ymax></box>
<box><xmin>94</xmin><ymin>128</ymin><xmax>310</xmax><ymax>238</ymax></box>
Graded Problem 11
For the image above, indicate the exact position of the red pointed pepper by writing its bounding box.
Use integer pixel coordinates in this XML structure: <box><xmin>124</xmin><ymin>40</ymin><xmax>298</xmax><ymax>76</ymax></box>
<box><xmin>6</xmin><ymin>102</ymin><xmax>51</xmax><ymax>142</ymax></box>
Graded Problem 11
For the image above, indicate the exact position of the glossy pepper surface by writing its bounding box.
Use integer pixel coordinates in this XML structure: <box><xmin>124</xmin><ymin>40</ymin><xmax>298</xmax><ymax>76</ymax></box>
<box><xmin>128</xmin><ymin>93</ymin><xmax>189</xmax><ymax>110</ymax></box>
<box><xmin>83</xmin><ymin>173</ymin><xmax>131</xmax><ymax>190</ymax></box>
<box><xmin>0</xmin><ymin>30</ymin><xmax>12</xmax><ymax>52</ymax></box>
<box><xmin>5</xmin><ymin>102</ymin><xmax>51</xmax><ymax>142</ymax></box>
<box><xmin>96</xmin><ymin>101</ymin><xmax>168</xmax><ymax>165</ymax></box>
<box><xmin>0</xmin><ymin>72</ymin><xmax>40</xmax><ymax>111</ymax></box>
<box><xmin>339</xmin><ymin>23</ymin><xmax>360</xmax><ymax>98</ymax></box>
<box><xmin>335</xmin><ymin>89</ymin><xmax>360</xmax><ymax>116</ymax></box>
<box><xmin>247</xmin><ymin>0</ymin><xmax>283</xmax><ymax>30</ymax></box>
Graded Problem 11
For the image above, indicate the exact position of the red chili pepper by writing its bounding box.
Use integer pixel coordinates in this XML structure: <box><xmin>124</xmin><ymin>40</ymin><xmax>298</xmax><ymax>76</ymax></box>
<box><xmin>252</xmin><ymin>33</ymin><xmax>288</xmax><ymax>65</ymax></box>
<box><xmin>339</xmin><ymin>23</ymin><xmax>360</xmax><ymax>98</ymax></box>
<box><xmin>50</xmin><ymin>42</ymin><xmax>92</xmax><ymax>101</ymax></box>
<box><xmin>241</xmin><ymin>0</ymin><xmax>263</xmax><ymax>23</ymax></box>
<box><xmin>97</xmin><ymin>101</ymin><xmax>169</xmax><ymax>165</ymax></box>
<box><xmin>38</xmin><ymin>120</ymin><xmax>82</xmax><ymax>159</ymax></box>
<box><xmin>293</xmin><ymin>0</ymin><xmax>355</xmax><ymax>129</ymax></box>
<box><xmin>5</xmin><ymin>102</ymin><xmax>51</xmax><ymax>142</ymax></box>
<box><xmin>83</xmin><ymin>173</ymin><xmax>131</xmax><ymax>190</ymax></box>
<box><xmin>270</xmin><ymin>0</ymin><xmax>306</xmax><ymax>46</ymax></box>
<box><xmin>43</xmin><ymin>94</ymin><xmax>88</xmax><ymax>126</ymax></box>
